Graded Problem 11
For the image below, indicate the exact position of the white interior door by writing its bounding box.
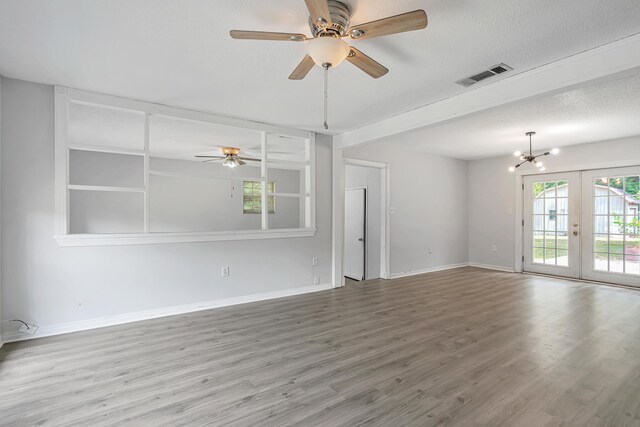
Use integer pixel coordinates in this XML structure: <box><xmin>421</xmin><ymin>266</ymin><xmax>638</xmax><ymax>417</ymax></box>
<box><xmin>581</xmin><ymin>167</ymin><xmax>640</xmax><ymax>287</ymax></box>
<box><xmin>524</xmin><ymin>172</ymin><xmax>581</xmax><ymax>278</ymax></box>
<box><xmin>344</xmin><ymin>188</ymin><xmax>366</xmax><ymax>281</ymax></box>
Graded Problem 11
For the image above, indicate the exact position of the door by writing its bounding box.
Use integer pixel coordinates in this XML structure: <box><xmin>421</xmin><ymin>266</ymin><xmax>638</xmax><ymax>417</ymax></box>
<box><xmin>524</xmin><ymin>172</ymin><xmax>581</xmax><ymax>278</ymax></box>
<box><xmin>581</xmin><ymin>167</ymin><xmax>640</xmax><ymax>287</ymax></box>
<box><xmin>344</xmin><ymin>188</ymin><xmax>366</xmax><ymax>280</ymax></box>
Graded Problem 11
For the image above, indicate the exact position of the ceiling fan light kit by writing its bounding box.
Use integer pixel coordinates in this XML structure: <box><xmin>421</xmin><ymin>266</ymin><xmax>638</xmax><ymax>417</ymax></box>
<box><xmin>508</xmin><ymin>132</ymin><xmax>559</xmax><ymax>172</ymax></box>
<box><xmin>229</xmin><ymin>0</ymin><xmax>428</xmax><ymax>129</ymax></box>
<box><xmin>195</xmin><ymin>146</ymin><xmax>260</xmax><ymax>168</ymax></box>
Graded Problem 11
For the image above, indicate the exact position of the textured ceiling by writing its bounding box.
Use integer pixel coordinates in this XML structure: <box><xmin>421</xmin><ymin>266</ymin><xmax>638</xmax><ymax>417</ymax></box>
<box><xmin>375</xmin><ymin>72</ymin><xmax>640</xmax><ymax>160</ymax></box>
<box><xmin>1</xmin><ymin>0</ymin><xmax>640</xmax><ymax>134</ymax></box>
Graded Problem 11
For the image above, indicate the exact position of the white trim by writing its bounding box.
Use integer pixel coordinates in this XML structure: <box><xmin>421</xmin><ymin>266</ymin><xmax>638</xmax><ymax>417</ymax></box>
<box><xmin>335</xmin><ymin>33</ymin><xmax>640</xmax><ymax>149</ymax></box>
<box><xmin>68</xmin><ymin>144</ymin><xmax>145</xmax><ymax>156</ymax></box>
<box><xmin>2</xmin><ymin>283</ymin><xmax>334</xmax><ymax>343</ymax></box>
<box><xmin>468</xmin><ymin>262</ymin><xmax>515</xmax><ymax>273</ymax></box>
<box><xmin>389</xmin><ymin>263</ymin><xmax>469</xmax><ymax>279</ymax></box>
<box><xmin>68</xmin><ymin>184</ymin><xmax>146</xmax><ymax>193</ymax></box>
<box><xmin>54</xmin><ymin>228</ymin><xmax>316</xmax><ymax>246</ymax></box>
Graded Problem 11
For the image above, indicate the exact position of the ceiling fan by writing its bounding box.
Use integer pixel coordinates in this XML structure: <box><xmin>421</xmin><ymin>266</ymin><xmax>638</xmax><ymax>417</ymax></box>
<box><xmin>230</xmin><ymin>0</ymin><xmax>428</xmax><ymax>129</ymax></box>
<box><xmin>195</xmin><ymin>147</ymin><xmax>260</xmax><ymax>168</ymax></box>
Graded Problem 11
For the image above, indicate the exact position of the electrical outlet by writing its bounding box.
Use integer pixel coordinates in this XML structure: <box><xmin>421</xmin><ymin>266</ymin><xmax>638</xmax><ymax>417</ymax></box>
<box><xmin>314</xmin><ymin>276</ymin><xmax>320</xmax><ymax>285</ymax></box>
<box><xmin>491</xmin><ymin>245</ymin><xmax>497</xmax><ymax>253</ymax></box>
<box><xmin>312</xmin><ymin>257</ymin><xmax>318</xmax><ymax>266</ymax></box>
<box><xmin>222</xmin><ymin>266</ymin><xmax>229</xmax><ymax>277</ymax></box>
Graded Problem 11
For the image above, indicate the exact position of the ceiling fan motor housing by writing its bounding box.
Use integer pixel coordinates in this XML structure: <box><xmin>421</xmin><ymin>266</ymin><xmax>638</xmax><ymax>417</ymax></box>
<box><xmin>309</xmin><ymin>0</ymin><xmax>351</xmax><ymax>38</ymax></box>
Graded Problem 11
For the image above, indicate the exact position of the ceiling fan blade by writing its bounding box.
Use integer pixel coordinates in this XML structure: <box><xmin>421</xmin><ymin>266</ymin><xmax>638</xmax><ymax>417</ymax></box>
<box><xmin>237</xmin><ymin>157</ymin><xmax>261</xmax><ymax>162</ymax></box>
<box><xmin>304</xmin><ymin>0</ymin><xmax>333</xmax><ymax>27</ymax></box>
<box><xmin>347</xmin><ymin>10</ymin><xmax>427</xmax><ymax>40</ymax></box>
<box><xmin>236</xmin><ymin>159</ymin><xmax>247</xmax><ymax>166</ymax></box>
<box><xmin>229</xmin><ymin>30</ymin><xmax>307</xmax><ymax>42</ymax></box>
<box><xmin>346</xmin><ymin>47</ymin><xmax>389</xmax><ymax>78</ymax></box>
<box><xmin>289</xmin><ymin>55</ymin><xmax>316</xmax><ymax>80</ymax></box>
<box><xmin>194</xmin><ymin>155</ymin><xmax>225</xmax><ymax>159</ymax></box>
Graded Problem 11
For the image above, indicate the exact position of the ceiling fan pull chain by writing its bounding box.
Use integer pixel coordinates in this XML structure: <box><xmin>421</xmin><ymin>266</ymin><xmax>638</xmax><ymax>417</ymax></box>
<box><xmin>323</xmin><ymin>63</ymin><xmax>330</xmax><ymax>130</ymax></box>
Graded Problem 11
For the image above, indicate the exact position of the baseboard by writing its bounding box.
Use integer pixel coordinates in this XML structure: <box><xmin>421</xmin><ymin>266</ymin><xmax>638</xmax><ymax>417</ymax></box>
<box><xmin>468</xmin><ymin>262</ymin><xmax>515</xmax><ymax>273</ymax></box>
<box><xmin>2</xmin><ymin>283</ymin><xmax>334</xmax><ymax>343</ymax></box>
<box><xmin>389</xmin><ymin>263</ymin><xmax>469</xmax><ymax>279</ymax></box>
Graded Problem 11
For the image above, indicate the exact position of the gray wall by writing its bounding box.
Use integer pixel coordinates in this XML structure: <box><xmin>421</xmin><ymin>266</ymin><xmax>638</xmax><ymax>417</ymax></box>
<box><xmin>345</xmin><ymin>164</ymin><xmax>382</xmax><ymax>279</ymax></box>
<box><xmin>468</xmin><ymin>136</ymin><xmax>640</xmax><ymax>270</ymax></box>
<box><xmin>0</xmin><ymin>78</ymin><xmax>332</xmax><ymax>334</ymax></box>
<box><xmin>344</xmin><ymin>143</ymin><xmax>469</xmax><ymax>276</ymax></box>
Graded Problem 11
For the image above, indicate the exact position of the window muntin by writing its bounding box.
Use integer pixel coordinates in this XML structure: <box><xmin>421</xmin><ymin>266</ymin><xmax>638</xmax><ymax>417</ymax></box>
<box><xmin>243</xmin><ymin>181</ymin><xmax>275</xmax><ymax>214</ymax></box>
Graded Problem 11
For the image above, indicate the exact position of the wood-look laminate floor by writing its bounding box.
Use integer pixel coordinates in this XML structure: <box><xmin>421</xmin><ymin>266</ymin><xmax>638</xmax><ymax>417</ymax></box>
<box><xmin>2</xmin><ymin>267</ymin><xmax>640</xmax><ymax>426</ymax></box>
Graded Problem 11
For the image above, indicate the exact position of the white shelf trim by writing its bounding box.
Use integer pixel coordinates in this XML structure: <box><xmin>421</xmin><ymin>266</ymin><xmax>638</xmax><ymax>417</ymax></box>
<box><xmin>68</xmin><ymin>184</ymin><xmax>146</xmax><ymax>193</ymax></box>
<box><xmin>54</xmin><ymin>228</ymin><xmax>317</xmax><ymax>246</ymax></box>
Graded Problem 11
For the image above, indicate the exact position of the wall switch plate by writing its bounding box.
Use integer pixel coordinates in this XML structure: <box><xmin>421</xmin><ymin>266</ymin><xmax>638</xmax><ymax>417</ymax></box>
<box><xmin>314</xmin><ymin>276</ymin><xmax>320</xmax><ymax>285</ymax></box>
<box><xmin>389</xmin><ymin>207</ymin><xmax>396</xmax><ymax>215</ymax></box>
<box><xmin>312</xmin><ymin>257</ymin><xmax>318</xmax><ymax>266</ymax></box>
<box><xmin>18</xmin><ymin>323</ymin><xmax>39</xmax><ymax>335</ymax></box>
<box><xmin>222</xmin><ymin>266</ymin><xmax>229</xmax><ymax>277</ymax></box>
<box><xmin>491</xmin><ymin>245</ymin><xmax>497</xmax><ymax>252</ymax></box>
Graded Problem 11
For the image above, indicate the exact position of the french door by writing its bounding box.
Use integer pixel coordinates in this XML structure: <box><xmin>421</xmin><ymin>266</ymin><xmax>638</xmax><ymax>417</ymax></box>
<box><xmin>524</xmin><ymin>172</ymin><xmax>581</xmax><ymax>278</ymax></box>
<box><xmin>524</xmin><ymin>167</ymin><xmax>640</xmax><ymax>287</ymax></box>
<box><xmin>581</xmin><ymin>167</ymin><xmax>640</xmax><ymax>286</ymax></box>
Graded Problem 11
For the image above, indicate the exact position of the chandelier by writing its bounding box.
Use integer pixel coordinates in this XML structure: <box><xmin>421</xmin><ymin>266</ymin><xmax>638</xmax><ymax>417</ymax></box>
<box><xmin>509</xmin><ymin>132</ymin><xmax>559</xmax><ymax>172</ymax></box>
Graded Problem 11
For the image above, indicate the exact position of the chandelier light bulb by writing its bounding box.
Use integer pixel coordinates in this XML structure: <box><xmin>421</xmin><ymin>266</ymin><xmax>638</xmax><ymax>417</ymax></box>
<box><xmin>508</xmin><ymin>166</ymin><xmax>516</xmax><ymax>172</ymax></box>
<box><xmin>535</xmin><ymin>161</ymin><xmax>543</xmax><ymax>167</ymax></box>
<box><xmin>539</xmin><ymin>166</ymin><xmax>546</xmax><ymax>171</ymax></box>
<box><xmin>550</xmin><ymin>148</ymin><xmax>560</xmax><ymax>155</ymax></box>
<box><xmin>514</xmin><ymin>150</ymin><xmax>522</xmax><ymax>157</ymax></box>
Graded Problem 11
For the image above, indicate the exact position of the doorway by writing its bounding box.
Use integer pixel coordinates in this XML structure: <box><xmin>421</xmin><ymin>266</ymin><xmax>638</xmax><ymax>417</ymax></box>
<box><xmin>344</xmin><ymin>188</ymin><xmax>366</xmax><ymax>280</ymax></box>
<box><xmin>523</xmin><ymin>166</ymin><xmax>640</xmax><ymax>287</ymax></box>
<box><xmin>343</xmin><ymin>161</ymin><xmax>388</xmax><ymax>282</ymax></box>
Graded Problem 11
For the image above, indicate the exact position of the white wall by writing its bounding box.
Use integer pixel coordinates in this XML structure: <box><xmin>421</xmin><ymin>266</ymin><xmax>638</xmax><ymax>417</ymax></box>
<box><xmin>345</xmin><ymin>165</ymin><xmax>382</xmax><ymax>279</ymax></box>
<box><xmin>343</xmin><ymin>143</ymin><xmax>469</xmax><ymax>277</ymax></box>
<box><xmin>0</xmin><ymin>78</ymin><xmax>332</xmax><ymax>339</ymax></box>
<box><xmin>468</xmin><ymin>136</ymin><xmax>640</xmax><ymax>270</ymax></box>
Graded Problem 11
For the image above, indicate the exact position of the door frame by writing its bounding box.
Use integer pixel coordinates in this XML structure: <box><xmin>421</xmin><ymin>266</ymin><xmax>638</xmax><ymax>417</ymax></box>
<box><xmin>333</xmin><ymin>155</ymin><xmax>391</xmax><ymax>288</ymax></box>
<box><xmin>515</xmin><ymin>158</ymin><xmax>640</xmax><ymax>274</ymax></box>
<box><xmin>344</xmin><ymin>187</ymin><xmax>367</xmax><ymax>280</ymax></box>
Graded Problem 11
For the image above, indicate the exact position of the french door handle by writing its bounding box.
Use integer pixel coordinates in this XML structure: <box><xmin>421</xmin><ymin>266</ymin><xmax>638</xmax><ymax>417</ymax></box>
<box><xmin>357</xmin><ymin>238</ymin><xmax>364</xmax><ymax>242</ymax></box>
<box><xmin>573</xmin><ymin>230</ymin><xmax>579</xmax><ymax>236</ymax></box>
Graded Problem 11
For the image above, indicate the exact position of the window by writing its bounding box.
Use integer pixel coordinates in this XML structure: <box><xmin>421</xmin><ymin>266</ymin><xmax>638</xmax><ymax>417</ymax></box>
<box><xmin>54</xmin><ymin>86</ymin><xmax>316</xmax><ymax>246</ymax></box>
<box><xmin>243</xmin><ymin>181</ymin><xmax>275</xmax><ymax>214</ymax></box>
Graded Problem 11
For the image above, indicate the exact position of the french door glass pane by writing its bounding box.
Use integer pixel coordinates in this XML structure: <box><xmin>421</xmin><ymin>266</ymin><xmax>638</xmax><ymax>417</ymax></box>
<box><xmin>592</xmin><ymin>175</ymin><xmax>640</xmax><ymax>276</ymax></box>
<box><xmin>532</xmin><ymin>180</ymin><xmax>569</xmax><ymax>266</ymax></box>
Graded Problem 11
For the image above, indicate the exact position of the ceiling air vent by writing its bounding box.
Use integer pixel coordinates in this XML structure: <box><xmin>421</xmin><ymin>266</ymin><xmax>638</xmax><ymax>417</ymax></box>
<box><xmin>456</xmin><ymin>63</ymin><xmax>513</xmax><ymax>87</ymax></box>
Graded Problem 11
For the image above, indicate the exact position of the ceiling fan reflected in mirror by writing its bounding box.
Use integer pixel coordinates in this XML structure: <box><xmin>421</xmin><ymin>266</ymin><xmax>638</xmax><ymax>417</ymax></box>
<box><xmin>195</xmin><ymin>147</ymin><xmax>260</xmax><ymax>168</ymax></box>
<box><xmin>230</xmin><ymin>0</ymin><xmax>428</xmax><ymax>129</ymax></box>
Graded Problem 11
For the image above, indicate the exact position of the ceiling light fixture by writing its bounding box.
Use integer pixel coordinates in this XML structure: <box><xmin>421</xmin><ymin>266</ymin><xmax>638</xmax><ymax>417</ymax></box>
<box><xmin>305</xmin><ymin>35</ymin><xmax>351</xmax><ymax>130</ymax></box>
<box><xmin>508</xmin><ymin>132</ymin><xmax>559</xmax><ymax>172</ymax></box>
